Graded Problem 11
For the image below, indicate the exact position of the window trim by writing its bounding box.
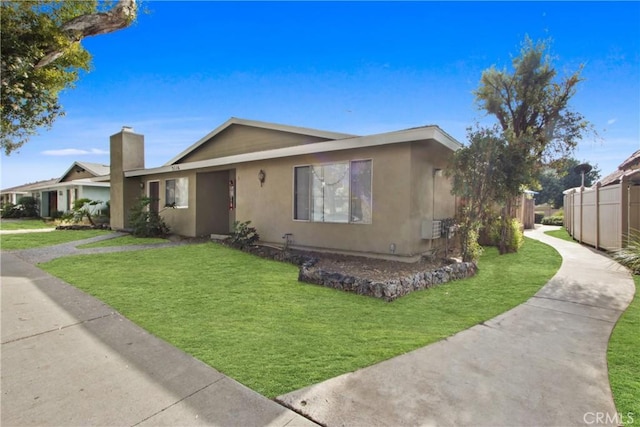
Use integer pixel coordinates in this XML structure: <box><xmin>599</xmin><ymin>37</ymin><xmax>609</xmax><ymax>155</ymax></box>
<box><xmin>292</xmin><ymin>159</ymin><xmax>372</xmax><ymax>224</ymax></box>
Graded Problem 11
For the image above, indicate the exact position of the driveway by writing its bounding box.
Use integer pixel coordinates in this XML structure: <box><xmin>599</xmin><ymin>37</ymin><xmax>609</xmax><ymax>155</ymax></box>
<box><xmin>277</xmin><ymin>225</ymin><xmax>636</xmax><ymax>426</ymax></box>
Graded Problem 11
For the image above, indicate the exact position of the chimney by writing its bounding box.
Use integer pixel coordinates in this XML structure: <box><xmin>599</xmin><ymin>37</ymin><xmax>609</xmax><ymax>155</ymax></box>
<box><xmin>110</xmin><ymin>127</ymin><xmax>145</xmax><ymax>230</ymax></box>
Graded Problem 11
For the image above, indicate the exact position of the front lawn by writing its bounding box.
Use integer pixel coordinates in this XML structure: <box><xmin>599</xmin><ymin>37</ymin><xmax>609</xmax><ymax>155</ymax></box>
<box><xmin>0</xmin><ymin>218</ymin><xmax>55</xmax><ymax>230</ymax></box>
<box><xmin>1</xmin><ymin>230</ymin><xmax>112</xmax><ymax>250</ymax></box>
<box><xmin>41</xmin><ymin>237</ymin><xmax>560</xmax><ymax>398</ymax></box>
<box><xmin>544</xmin><ymin>227</ymin><xmax>575</xmax><ymax>243</ymax></box>
<box><xmin>77</xmin><ymin>235</ymin><xmax>169</xmax><ymax>249</ymax></box>
<box><xmin>608</xmin><ymin>274</ymin><xmax>640</xmax><ymax>425</ymax></box>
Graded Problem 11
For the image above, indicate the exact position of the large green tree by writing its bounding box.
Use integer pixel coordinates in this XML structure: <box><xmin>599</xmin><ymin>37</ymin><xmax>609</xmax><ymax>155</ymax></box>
<box><xmin>535</xmin><ymin>159</ymin><xmax>600</xmax><ymax>208</ymax></box>
<box><xmin>1</xmin><ymin>0</ymin><xmax>137</xmax><ymax>155</ymax></box>
<box><xmin>474</xmin><ymin>37</ymin><xmax>592</xmax><ymax>253</ymax></box>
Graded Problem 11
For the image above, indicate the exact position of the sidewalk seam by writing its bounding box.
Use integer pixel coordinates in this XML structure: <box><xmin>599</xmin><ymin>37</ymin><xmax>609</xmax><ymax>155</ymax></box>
<box><xmin>1</xmin><ymin>312</ymin><xmax>116</xmax><ymax>345</ymax></box>
<box><xmin>130</xmin><ymin>377</ymin><xmax>226</xmax><ymax>426</ymax></box>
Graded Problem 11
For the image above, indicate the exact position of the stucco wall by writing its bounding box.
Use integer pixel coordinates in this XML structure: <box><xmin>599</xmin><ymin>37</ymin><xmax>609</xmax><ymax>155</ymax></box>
<box><xmin>231</xmin><ymin>143</ymin><xmax>447</xmax><ymax>257</ymax></box>
<box><xmin>137</xmin><ymin>140</ymin><xmax>457</xmax><ymax>258</ymax></box>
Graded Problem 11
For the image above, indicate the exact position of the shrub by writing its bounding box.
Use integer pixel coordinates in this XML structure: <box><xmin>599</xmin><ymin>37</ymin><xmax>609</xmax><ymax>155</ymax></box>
<box><xmin>542</xmin><ymin>216</ymin><xmax>564</xmax><ymax>226</ymax></box>
<box><xmin>227</xmin><ymin>220</ymin><xmax>260</xmax><ymax>249</ymax></box>
<box><xmin>507</xmin><ymin>218</ymin><xmax>524</xmax><ymax>252</ymax></box>
<box><xmin>68</xmin><ymin>198</ymin><xmax>103</xmax><ymax>226</ymax></box>
<box><xmin>18</xmin><ymin>196</ymin><xmax>39</xmax><ymax>217</ymax></box>
<box><xmin>1</xmin><ymin>202</ymin><xmax>21</xmax><ymax>218</ymax></box>
<box><xmin>534</xmin><ymin>213</ymin><xmax>544</xmax><ymax>224</ymax></box>
<box><xmin>613</xmin><ymin>231</ymin><xmax>640</xmax><ymax>274</ymax></box>
<box><xmin>129</xmin><ymin>197</ymin><xmax>170</xmax><ymax>237</ymax></box>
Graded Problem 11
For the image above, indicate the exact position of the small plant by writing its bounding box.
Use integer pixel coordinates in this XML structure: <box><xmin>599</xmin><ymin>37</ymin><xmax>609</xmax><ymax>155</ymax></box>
<box><xmin>227</xmin><ymin>220</ymin><xmax>259</xmax><ymax>249</ymax></box>
<box><xmin>129</xmin><ymin>197</ymin><xmax>170</xmax><ymax>237</ymax></box>
<box><xmin>613</xmin><ymin>230</ymin><xmax>640</xmax><ymax>274</ymax></box>
<box><xmin>534</xmin><ymin>213</ymin><xmax>544</xmax><ymax>224</ymax></box>
<box><xmin>68</xmin><ymin>198</ymin><xmax>103</xmax><ymax>226</ymax></box>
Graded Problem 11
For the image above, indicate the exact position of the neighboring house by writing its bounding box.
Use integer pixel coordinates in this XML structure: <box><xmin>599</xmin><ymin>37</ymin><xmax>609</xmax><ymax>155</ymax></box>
<box><xmin>109</xmin><ymin>117</ymin><xmax>463</xmax><ymax>259</ymax></box>
<box><xmin>1</xmin><ymin>161</ymin><xmax>111</xmax><ymax>217</ymax></box>
<box><xmin>0</xmin><ymin>178</ymin><xmax>58</xmax><ymax>207</ymax></box>
<box><xmin>32</xmin><ymin>161</ymin><xmax>111</xmax><ymax>217</ymax></box>
<box><xmin>564</xmin><ymin>149</ymin><xmax>640</xmax><ymax>250</ymax></box>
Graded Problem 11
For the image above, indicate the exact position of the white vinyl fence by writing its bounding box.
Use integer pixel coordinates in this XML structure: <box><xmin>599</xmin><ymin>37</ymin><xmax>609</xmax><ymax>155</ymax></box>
<box><xmin>564</xmin><ymin>181</ymin><xmax>640</xmax><ymax>250</ymax></box>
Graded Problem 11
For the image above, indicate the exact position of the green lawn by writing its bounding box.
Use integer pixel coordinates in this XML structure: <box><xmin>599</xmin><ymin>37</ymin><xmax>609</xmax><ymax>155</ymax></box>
<box><xmin>77</xmin><ymin>235</ymin><xmax>169</xmax><ymax>248</ymax></box>
<box><xmin>608</xmin><ymin>274</ymin><xmax>640</xmax><ymax>425</ymax></box>
<box><xmin>41</xmin><ymin>237</ymin><xmax>560</xmax><ymax>398</ymax></box>
<box><xmin>0</xmin><ymin>218</ymin><xmax>55</xmax><ymax>230</ymax></box>
<box><xmin>1</xmin><ymin>230</ymin><xmax>112</xmax><ymax>250</ymax></box>
<box><xmin>544</xmin><ymin>227</ymin><xmax>576</xmax><ymax>243</ymax></box>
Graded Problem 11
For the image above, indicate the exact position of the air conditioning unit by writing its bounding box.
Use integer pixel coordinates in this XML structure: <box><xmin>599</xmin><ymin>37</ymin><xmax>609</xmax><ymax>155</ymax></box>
<box><xmin>421</xmin><ymin>219</ymin><xmax>442</xmax><ymax>240</ymax></box>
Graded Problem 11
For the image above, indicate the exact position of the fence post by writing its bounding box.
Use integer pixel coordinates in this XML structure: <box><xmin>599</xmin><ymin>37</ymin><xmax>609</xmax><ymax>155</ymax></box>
<box><xmin>595</xmin><ymin>182</ymin><xmax>601</xmax><ymax>249</ymax></box>
<box><xmin>578</xmin><ymin>187</ymin><xmax>583</xmax><ymax>243</ymax></box>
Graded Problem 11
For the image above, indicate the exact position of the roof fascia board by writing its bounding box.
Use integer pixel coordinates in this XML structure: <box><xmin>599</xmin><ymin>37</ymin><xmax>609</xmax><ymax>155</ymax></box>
<box><xmin>162</xmin><ymin>117</ymin><xmax>358</xmax><ymax>167</ymax></box>
<box><xmin>30</xmin><ymin>181</ymin><xmax>110</xmax><ymax>190</ymax></box>
<box><xmin>128</xmin><ymin>126</ymin><xmax>461</xmax><ymax>178</ymax></box>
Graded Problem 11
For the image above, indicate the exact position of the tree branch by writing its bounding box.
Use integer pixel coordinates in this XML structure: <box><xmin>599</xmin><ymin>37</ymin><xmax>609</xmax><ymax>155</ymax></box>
<box><xmin>35</xmin><ymin>0</ymin><xmax>136</xmax><ymax>69</ymax></box>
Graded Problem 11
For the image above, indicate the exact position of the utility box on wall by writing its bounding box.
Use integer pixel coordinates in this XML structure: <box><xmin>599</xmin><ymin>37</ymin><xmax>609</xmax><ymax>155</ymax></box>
<box><xmin>421</xmin><ymin>219</ymin><xmax>442</xmax><ymax>239</ymax></box>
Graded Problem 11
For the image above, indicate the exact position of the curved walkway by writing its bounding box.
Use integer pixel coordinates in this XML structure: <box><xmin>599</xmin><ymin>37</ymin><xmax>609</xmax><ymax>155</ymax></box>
<box><xmin>277</xmin><ymin>225</ymin><xmax>636</xmax><ymax>426</ymax></box>
<box><xmin>6</xmin><ymin>231</ymin><xmax>195</xmax><ymax>264</ymax></box>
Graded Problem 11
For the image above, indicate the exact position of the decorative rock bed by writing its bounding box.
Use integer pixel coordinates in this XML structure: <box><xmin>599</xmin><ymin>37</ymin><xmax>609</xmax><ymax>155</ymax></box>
<box><xmin>298</xmin><ymin>261</ymin><xmax>477</xmax><ymax>302</ymax></box>
<box><xmin>231</xmin><ymin>242</ymin><xmax>477</xmax><ymax>302</ymax></box>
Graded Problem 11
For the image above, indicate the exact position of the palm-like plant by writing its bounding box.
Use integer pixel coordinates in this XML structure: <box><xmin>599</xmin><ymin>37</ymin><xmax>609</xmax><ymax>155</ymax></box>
<box><xmin>613</xmin><ymin>230</ymin><xmax>640</xmax><ymax>274</ymax></box>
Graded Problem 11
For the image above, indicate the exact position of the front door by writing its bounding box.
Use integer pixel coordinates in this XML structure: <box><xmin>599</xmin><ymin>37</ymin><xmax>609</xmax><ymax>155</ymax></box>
<box><xmin>148</xmin><ymin>181</ymin><xmax>160</xmax><ymax>213</ymax></box>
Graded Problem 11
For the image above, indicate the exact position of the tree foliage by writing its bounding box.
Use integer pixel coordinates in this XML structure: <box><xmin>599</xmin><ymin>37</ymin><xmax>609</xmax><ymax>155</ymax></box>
<box><xmin>448</xmin><ymin>126</ymin><xmax>506</xmax><ymax>261</ymax></box>
<box><xmin>0</xmin><ymin>0</ymin><xmax>136</xmax><ymax>154</ymax></box>
<box><xmin>535</xmin><ymin>159</ymin><xmax>600</xmax><ymax>208</ymax></box>
<box><xmin>471</xmin><ymin>37</ymin><xmax>592</xmax><ymax>254</ymax></box>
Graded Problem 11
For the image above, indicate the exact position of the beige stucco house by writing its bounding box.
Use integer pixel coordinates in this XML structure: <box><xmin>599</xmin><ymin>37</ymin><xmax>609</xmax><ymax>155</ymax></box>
<box><xmin>110</xmin><ymin>118</ymin><xmax>462</xmax><ymax>258</ymax></box>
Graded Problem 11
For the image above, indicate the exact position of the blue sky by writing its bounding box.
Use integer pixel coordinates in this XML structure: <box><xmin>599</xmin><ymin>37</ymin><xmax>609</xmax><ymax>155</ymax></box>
<box><xmin>2</xmin><ymin>1</ymin><xmax>639</xmax><ymax>189</ymax></box>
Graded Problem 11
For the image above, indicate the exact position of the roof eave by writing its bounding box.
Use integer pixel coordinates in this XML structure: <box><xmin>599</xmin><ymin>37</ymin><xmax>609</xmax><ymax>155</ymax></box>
<box><xmin>127</xmin><ymin>126</ymin><xmax>462</xmax><ymax>178</ymax></box>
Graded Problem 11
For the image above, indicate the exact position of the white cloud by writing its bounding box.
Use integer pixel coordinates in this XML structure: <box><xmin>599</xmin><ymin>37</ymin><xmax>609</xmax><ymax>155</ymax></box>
<box><xmin>607</xmin><ymin>118</ymin><xmax>617</xmax><ymax>125</ymax></box>
<box><xmin>41</xmin><ymin>148</ymin><xmax>109</xmax><ymax>156</ymax></box>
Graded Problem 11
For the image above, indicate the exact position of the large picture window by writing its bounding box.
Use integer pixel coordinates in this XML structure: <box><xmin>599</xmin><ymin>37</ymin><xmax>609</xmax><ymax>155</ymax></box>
<box><xmin>294</xmin><ymin>160</ymin><xmax>372</xmax><ymax>223</ymax></box>
<box><xmin>165</xmin><ymin>177</ymin><xmax>188</xmax><ymax>208</ymax></box>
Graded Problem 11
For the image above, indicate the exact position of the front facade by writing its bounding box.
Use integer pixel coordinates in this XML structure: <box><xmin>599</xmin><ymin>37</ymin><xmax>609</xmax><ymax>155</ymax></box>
<box><xmin>110</xmin><ymin>118</ymin><xmax>462</xmax><ymax>258</ymax></box>
<box><xmin>1</xmin><ymin>162</ymin><xmax>111</xmax><ymax>217</ymax></box>
<box><xmin>32</xmin><ymin>162</ymin><xmax>111</xmax><ymax>217</ymax></box>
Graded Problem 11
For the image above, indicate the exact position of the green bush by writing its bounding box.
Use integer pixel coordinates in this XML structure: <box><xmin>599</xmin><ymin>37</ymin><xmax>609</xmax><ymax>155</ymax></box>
<box><xmin>227</xmin><ymin>220</ymin><xmax>260</xmax><ymax>249</ymax></box>
<box><xmin>613</xmin><ymin>231</ymin><xmax>640</xmax><ymax>274</ymax></box>
<box><xmin>534</xmin><ymin>213</ymin><xmax>544</xmax><ymax>224</ymax></box>
<box><xmin>129</xmin><ymin>197</ymin><xmax>170</xmax><ymax>237</ymax></box>
<box><xmin>508</xmin><ymin>218</ymin><xmax>524</xmax><ymax>252</ymax></box>
<box><xmin>541</xmin><ymin>216</ymin><xmax>564</xmax><ymax>226</ymax></box>
<box><xmin>1</xmin><ymin>196</ymin><xmax>39</xmax><ymax>218</ymax></box>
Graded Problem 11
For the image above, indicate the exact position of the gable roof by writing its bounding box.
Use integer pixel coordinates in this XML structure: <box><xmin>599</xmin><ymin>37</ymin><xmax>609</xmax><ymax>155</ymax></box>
<box><xmin>59</xmin><ymin>161</ymin><xmax>110</xmax><ymax>181</ymax></box>
<box><xmin>126</xmin><ymin>124</ymin><xmax>462</xmax><ymax>178</ymax></box>
<box><xmin>164</xmin><ymin>117</ymin><xmax>358</xmax><ymax>166</ymax></box>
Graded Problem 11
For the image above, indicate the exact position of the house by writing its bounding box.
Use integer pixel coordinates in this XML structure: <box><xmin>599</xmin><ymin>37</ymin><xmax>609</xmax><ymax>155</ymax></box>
<box><xmin>564</xmin><ymin>149</ymin><xmax>640</xmax><ymax>249</ymax></box>
<box><xmin>1</xmin><ymin>161</ymin><xmax>111</xmax><ymax>217</ymax></box>
<box><xmin>32</xmin><ymin>161</ymin><xmax>111</xmax><ymax>217</ymax></box>
<box><xmin>109</xmin><ymin>118</ymin><xmax>463</xmax><ymax>259</ymax></box>
<box><xmin>1</xmin><ymin>178</ymin><xmax>58</xmax><ymax>207</ymax></box>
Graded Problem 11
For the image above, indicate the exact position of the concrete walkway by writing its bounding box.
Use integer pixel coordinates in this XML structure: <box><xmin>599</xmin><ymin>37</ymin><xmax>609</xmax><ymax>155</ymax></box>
<box><xmin>277</xmin><ymin>226</ymin><xmax>636</xmax><ymax>426</ymax></box>
<box><xmin>1</xmin><ymin>250</ymin><xmax>316</xmax><ymax>426</ymax></box>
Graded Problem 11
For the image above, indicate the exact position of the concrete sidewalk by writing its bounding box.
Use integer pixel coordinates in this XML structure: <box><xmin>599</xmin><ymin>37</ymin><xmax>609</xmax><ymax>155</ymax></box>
<box><xmin>277</xmin><ymin>225</ymin><xmax>636</xmax><ymax>426</ymax></box>
<box><xmin>1</xmin><ymin>252</ymin><xmax>316</xmax><ymax>427</ymax></box>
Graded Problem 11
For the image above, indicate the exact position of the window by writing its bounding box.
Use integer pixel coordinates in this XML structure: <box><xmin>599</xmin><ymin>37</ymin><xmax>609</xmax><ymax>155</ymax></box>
<box><xmin>294</xmin><ymin>160</ymin><xmax>372</xmax><ymax>224</ymax></box>
<box><xmin>165</xmin><ymin>177</ymin><xmax>188</xmax><ymax>208</ymax></box>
